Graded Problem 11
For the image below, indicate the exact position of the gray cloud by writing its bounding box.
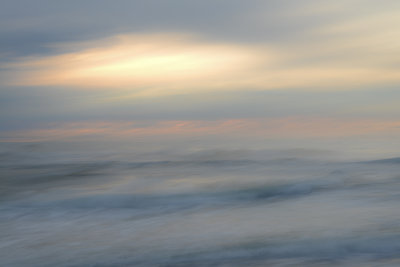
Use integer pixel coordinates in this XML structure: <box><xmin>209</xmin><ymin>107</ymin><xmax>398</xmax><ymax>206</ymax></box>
<box><xmin>0</xmin><ymin>0</ymin><xmax>343</xmax><ymax>59</ymax></box>
<box><xmin>2</xmin><ymin>0</ymin><xmax>399</xmax><ymax>59</ymax></box>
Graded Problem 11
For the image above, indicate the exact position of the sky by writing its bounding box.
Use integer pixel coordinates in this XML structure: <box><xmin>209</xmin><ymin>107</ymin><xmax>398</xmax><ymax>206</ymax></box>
<box><xmin>1</xmin><ymin>0</ymin><xmax>400</xmax><ymax>157</ymax></box>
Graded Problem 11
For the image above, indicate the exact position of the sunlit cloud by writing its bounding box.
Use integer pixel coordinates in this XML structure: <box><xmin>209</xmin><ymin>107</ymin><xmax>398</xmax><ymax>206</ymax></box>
<box><xmin>5</xmin><ymin>30</ymin><xmax>400</xmax><ymax>97</ymax></box>
<box><xmin>7</xmin><ymin>34</ymin><xmax>266</xmax><ymax>96</ymax></box>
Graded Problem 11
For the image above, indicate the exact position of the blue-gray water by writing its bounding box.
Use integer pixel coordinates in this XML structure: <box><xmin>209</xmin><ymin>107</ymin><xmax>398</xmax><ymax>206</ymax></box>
<box><xmin>1</xmin><ymin>143</ymin><xmax>400</xmax><ymax>266</ymax></box>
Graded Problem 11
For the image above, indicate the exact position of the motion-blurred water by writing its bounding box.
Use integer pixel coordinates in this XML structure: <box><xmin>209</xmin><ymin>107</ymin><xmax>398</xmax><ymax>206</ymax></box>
<box><xmin>1</xmin><ymin>142</ymin><xmax>400</xmax><ymax>266</ymax></box>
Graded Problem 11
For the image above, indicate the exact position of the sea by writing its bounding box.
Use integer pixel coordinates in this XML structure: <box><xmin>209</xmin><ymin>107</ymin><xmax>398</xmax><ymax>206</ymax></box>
<box><xmin>1</xmin><ymin>141</ymin><xmax>400</xmax><ymax>266</ymax></box>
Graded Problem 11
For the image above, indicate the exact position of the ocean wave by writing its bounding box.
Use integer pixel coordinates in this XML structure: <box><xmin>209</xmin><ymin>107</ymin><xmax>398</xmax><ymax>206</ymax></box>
<box><xmin>2</xmin><ymin>152</ymin><xmax>400</xmax><ymax>266</ymax></box>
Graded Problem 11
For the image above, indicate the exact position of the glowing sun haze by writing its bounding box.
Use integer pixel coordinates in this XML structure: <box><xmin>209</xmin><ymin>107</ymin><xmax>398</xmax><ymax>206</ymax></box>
<box><xmin>7</xmin><ymin>30</ymin><xmax>400</xmax><ymax>97</ymax></box>
<box><xmin>8</xmin><ymin>34</ymin><xmax>265</xmax><ymax>95</ymax></box>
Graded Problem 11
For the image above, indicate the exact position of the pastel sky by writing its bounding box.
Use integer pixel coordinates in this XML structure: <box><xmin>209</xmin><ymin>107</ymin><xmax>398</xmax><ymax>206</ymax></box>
<box><xmin>1</xmin><ymin>0</ymin><xmax>400</xmax><ymax>156</ymax></box>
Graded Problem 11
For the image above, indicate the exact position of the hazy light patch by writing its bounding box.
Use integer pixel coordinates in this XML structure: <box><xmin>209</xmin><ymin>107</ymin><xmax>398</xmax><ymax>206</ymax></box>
<box><xmin>6</xmin><ymin>34</ymin><xmax>266</xmax><ymax>96</ymax></box>
<box><xmin>5</xmin><ymin>30</ymin><xmax>400</xmax><ymax>97</ymax></box>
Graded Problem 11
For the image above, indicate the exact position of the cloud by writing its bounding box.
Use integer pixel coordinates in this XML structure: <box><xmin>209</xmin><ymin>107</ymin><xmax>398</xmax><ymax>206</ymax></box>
<box><xmin>4</xmin><ymin>27</ymin><xmax>400</xmax><ymax>97</ymax></box>
<box><xmin>1</xmin><ymin>0</ymin><xmax>400</xmax><ymax>138</ymax></box>
<box><xmin>5</xmin><ymin>34</ymin><xmax>266</xmax><ymax>96</ymax></box>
